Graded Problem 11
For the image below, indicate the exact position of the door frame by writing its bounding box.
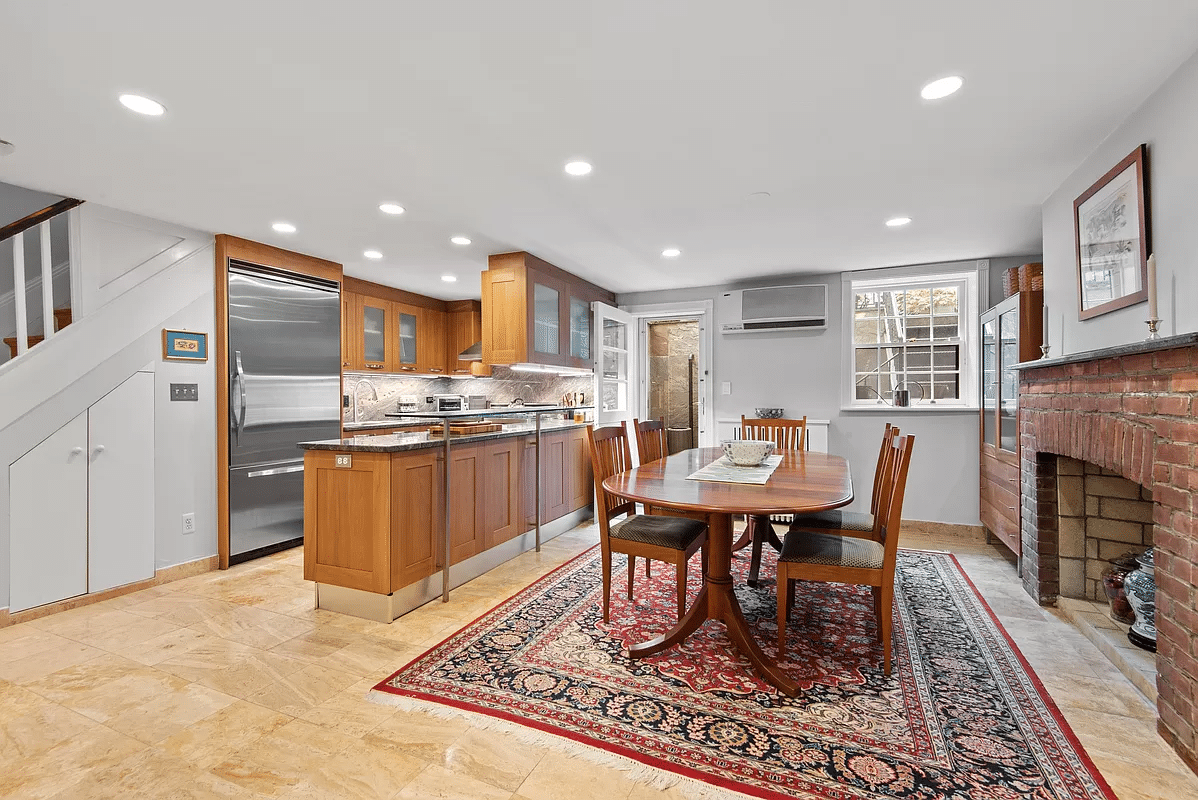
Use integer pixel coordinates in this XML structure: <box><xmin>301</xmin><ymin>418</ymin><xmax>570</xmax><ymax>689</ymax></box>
<box><xmin>621</xmin><ymin>300</ymin><xmax>715</xmax><ymax>448</ymax></box>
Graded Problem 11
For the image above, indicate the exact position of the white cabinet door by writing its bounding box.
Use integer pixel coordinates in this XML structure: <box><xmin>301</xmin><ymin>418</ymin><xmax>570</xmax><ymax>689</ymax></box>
<box><xmin>9</xmin><ymin>413</ymin><xmax>89</xmax><ymax>612</ymax></box>
<box><xmin>88</xmin><ymin>372</ymin><xmax>155</xmax><ymax>593</ymax></box>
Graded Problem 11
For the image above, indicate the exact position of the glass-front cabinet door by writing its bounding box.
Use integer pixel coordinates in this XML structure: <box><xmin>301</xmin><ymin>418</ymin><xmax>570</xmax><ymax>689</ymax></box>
<box><xmin>998</xmin><ymin>305</ymin><xmax>1019</xmax><ymax>453</ymax></box>
<box><xmin>533</xmin><ymin>282</ymin><xmax>560</xmax><ymax>356</ymax></box>
<box><xmin>980</xmin><ymin>313</ymin><xmax>997</xmax><ymax>448</ymax></box>
<box><xmin>358</xmin><ymin>296</ymin><xmax>390</xmax><ymax>370</ymax></box>
<box><xmin>397</xmin><ymin>308</ymin><xmax>417</xmax><ymax>370</ymax></box>
<box><xmin>569</xmin><ymin>297</ymin><xmax>590</xmax><ymax>362</ymax></box>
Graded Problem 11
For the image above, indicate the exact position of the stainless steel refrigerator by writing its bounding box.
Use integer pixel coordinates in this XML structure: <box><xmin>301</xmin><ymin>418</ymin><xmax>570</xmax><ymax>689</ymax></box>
<box><xmin>227</xmin><ymin>262</ymin><xmax>341</xmax><ymax>564</ymax></box>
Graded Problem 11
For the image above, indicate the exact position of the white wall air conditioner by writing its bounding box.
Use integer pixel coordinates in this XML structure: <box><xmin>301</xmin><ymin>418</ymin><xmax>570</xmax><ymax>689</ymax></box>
<box><xmin>718</xmin><ymin>284</ymin><xmax>827</xmax><ymax>334</ymax></box>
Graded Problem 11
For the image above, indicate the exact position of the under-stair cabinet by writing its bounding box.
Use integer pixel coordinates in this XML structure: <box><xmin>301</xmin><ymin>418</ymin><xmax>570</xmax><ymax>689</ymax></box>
<box><xmin>8</xmin><ymin>371</ymin><xmax>155</xmax><ymax>612</ymax></box>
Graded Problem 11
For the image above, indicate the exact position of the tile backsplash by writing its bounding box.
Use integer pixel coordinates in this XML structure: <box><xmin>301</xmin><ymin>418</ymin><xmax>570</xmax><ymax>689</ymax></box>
<box><xmin>343</xmin><ymin>367</ymin><xmax>592</xmax><ymax>422</ymax></box>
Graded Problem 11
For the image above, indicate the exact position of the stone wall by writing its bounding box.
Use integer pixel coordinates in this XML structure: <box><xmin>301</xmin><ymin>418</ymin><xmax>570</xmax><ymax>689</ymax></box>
<box><xmin>647</xmin><ymin>321</ymin><xmax>698</xmax><ymax>451</ymax></box>
<box><xmin>1019</xmin><ymin>342</ymin><xmax>1198</xmax><ymax>774</ymax></box>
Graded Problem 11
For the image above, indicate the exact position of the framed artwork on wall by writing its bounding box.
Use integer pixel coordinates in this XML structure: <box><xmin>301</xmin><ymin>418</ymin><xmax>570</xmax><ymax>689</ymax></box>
<box><xmin>163</xmin><ymin>329</ymin><xmax>208</xmax><ymax>361</ymax></box>
<box><xmin>1074</xmin><ymin>144</ymin><xmax>1150</xmax><ymax>321</ymax></box>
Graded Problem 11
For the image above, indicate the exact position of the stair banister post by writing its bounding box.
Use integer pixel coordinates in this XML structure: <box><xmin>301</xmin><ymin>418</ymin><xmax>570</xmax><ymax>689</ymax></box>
<box><xmin>39</xmin><ymin>220</ymin><xmax>54</xmax><ymax>343</ymax></box>
<box><xmin>12</xmin><ymin>232</ymin><xmax>28</xmax><ymax>355</ymax></box>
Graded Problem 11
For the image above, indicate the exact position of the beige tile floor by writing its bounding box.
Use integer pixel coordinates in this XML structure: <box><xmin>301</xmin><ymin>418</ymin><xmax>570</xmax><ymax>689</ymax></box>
<box><xmin>1</xmin><ymin>524</ymin><xmax>1195</xmax><ymax>800</ymax></box>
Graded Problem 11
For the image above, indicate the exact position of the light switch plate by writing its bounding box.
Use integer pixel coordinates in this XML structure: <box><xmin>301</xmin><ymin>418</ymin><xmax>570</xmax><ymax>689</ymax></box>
<box><xmin>335</xmin><ymin>454</ymin><xmax>353</xmax><ymax>468</ymax></box>
<box><xmin>170</xmin><ymin>383</ymin><xmax>199</xmax><ymax>401</ymax></box>
<box><xmin>721</xmin><ymin>381</ymin><xmax>731</xmax><ymax>395</ymax></box>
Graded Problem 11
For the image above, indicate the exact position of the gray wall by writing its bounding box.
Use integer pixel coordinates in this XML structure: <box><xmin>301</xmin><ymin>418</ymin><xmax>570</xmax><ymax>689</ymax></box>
<box><xmin>619</xmin><ymin>264</ymin><xmax>991</xmax><ymax>526</ymax></box>
<box><xmin>0</xmin><ymin>181</ymin><xmax>62</xmax><ymax>228</ymax></box>
<box><xmin>1042</xmin><ymin>48</ymin><xmax>1198</xmax><ymax>354</ymax></box>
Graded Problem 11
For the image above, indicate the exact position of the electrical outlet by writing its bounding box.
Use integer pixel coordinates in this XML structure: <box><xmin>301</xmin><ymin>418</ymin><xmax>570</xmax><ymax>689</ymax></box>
<box><xmin>182</xmin><ymin>512</ymin><xmax>195</xmax><ymax>534</ymax></box>
<box><xmin>721</xmin><ymin>381</ymin><xmax>732</xmax><ymax>395</ymax></box>
<box><xmin>335</xmin><ymin>454</ymin><xmax>353</xmax><ymax>468</ymax></box>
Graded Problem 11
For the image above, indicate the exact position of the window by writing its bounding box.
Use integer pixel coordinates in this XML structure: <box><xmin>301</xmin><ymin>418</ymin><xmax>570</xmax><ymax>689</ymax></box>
<box><xmin>842</xmin><ymin>266</ymin><xmax>979</xmax><ymax>408</ymax></box>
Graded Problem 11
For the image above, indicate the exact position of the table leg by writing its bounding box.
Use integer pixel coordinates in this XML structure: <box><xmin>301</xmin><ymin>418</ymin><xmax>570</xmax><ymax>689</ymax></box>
<box><xmin>626</xmin><ymin>512</ymin><xmax>798</xmax><ymax>696</ymax></box>
<box><xmin>746</xmin><ymin>515</ymin><xmax>786</xmax><ymax>588</ymax></box>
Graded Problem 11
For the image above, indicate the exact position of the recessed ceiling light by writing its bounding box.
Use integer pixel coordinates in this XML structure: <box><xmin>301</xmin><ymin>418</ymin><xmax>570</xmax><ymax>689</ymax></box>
<box><xmin>450</xmin><ymin>236</ymin><xmax>471</xmax><ymax>246</ymax></box>
<box><xmin>886</xmin><ymin>217</ymin><xmax>912</xmax><ymax>227</ymax></box>
<box><xmin>0</xmin><ymin>139</ymin><xmax>13</xmax><ymax>157</ymax></box>
<box><xmin>920</xmin><ymin>76</ymin><xmax>963</xmax><ymax>100</ymax></box>
<box><xmin>379</xmin><ymin>203</ymin><xmax>405</xmax><ymax>215</ymax></box>
<box><xmin>118</xmin><ymin>94</ymin><xmax>166</xmax><ymax>116</ymax></box>
<box><xmin>441</xmin><ymin>274</ymin><xmax>458</xmax><ymax>282</ymax></box>
<box><xmin>363</xmin><ymin>250</ymin><xmax>383</xmax><ymax>259</ymax></box>
<box><xmin>272</xmin><ymin>222</ymin><xmax>296</xmax><ymax>233</ymax></box>
<box><xmin>564</xmin><ymin>161</ymin><xmax>593</xmax><ymax>176</ymax></box>
<box><xmin>661</xmin><ymin>248</ymin><xmax>681</xmax><ymax>258</ymax></box>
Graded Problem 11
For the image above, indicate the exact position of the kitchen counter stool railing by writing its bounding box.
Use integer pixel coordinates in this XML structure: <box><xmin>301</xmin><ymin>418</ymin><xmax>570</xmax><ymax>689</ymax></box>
<box><xmin>388</xmin><ymin>405</ymin><xmax>594</xmax><ymax>603</ymax></box>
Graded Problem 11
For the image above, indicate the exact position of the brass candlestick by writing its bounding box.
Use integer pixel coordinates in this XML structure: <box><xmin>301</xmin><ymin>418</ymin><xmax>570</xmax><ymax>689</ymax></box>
<box><xmin>1146</xmin><ymin>319</ymin><xmax>1161</xmax><ymax>341</ymax></box>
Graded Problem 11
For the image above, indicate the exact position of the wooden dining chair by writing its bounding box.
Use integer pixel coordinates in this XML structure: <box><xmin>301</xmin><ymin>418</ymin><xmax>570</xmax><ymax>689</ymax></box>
<box><xmin>737</xmin><ymin>415</ymin><xmax>808</xmax><ymax>586</ymax></box>
<box><xmin>587</xmin><ymin>423</ymin><xmax>708</xmax><ymax>622</ymax></box>
<box><xmin>776</xmin><ymin>434</ymin><xmax>915</xmax><ymax>676</ymax></box>
<box><xmin>633</xmin><ymin>418</ymin><xmax>668</xmax><ymax>464</ymax></box>
<box><xmin>787</xmin><ymin>424</ymin><xmax>899</xmax><ymax>542</ymax></box>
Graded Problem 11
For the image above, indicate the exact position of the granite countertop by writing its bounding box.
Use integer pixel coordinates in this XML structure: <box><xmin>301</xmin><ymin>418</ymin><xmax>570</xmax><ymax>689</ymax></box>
<box><xmin>1014</xmin><ymin>332</ymin><xmax>1198</xmax><ymax>370</ymax></box>
<box><xmin>385</xmin><ymin>404</ymin><xmax>594</xmax><ymax>420</ymax></box>
<box><xmin>300</xmin><ymin>419</ymin><xmax>591</xmax><ymax>452</ymax></box>
<box><xmin>342</xmin><ymin>419</ymin><xmax>435</xmax><ymax>432</ymax></box>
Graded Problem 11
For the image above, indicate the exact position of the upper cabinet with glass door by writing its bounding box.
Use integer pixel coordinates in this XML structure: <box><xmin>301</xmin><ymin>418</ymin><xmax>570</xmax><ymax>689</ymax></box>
<box><xmin>978</xmin><ymin>290</ymin><xmax>1042</xmax><ymax>458</ymax></box>
<box><xmin>481</xmin><ymin>251</ymin><xmax>615</xmax><ymax>369</ymax></box>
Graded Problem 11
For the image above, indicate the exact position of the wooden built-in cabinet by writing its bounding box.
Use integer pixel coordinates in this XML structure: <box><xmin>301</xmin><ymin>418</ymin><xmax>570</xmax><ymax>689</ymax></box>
<box><xmin>979</xmin><ymin>290</ymin><xmax>1042</xmax><ymax>557</ymax></box>
<box><xmin>303</xmin><ymin>426</ymin><xmax>593</xmax><ymax>596</ymax></box>
<box><xmin>342</xmin><ymin>277</ymin><xmax>487</xmax><ymax>377</ymax></box>
<box><xmin>482</xmin><ymin>251</ymin><xmax>614</xmax><ymax>369</ymax></box>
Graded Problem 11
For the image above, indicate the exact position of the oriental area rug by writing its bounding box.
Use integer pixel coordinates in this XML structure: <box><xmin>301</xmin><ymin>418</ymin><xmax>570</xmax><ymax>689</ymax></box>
<box><xmin>370</xmin><ymin>547</ymin><xmax>1116</xmax><ymax>800</ymax></box>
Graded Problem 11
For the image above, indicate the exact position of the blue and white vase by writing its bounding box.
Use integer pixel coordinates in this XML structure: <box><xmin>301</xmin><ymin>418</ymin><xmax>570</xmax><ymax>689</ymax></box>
<box><xmin>1123</xmin><ymin>548</ymin><xmax>1157</xmax><ymax>652</ymax></box>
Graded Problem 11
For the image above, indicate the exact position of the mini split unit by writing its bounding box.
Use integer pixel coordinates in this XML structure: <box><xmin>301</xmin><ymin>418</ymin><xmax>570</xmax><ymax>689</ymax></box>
<box><xmin>718</xmin><ymin>284</ymin><xmax>827</xmax><ymax>333</ymax></box>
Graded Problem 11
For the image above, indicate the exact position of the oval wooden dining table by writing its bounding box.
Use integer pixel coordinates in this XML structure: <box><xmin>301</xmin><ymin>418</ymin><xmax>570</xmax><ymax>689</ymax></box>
<box><xmin>602</xmin><ymin>446</ymin><xmax>853</xmax><ymax>696</ymax></box>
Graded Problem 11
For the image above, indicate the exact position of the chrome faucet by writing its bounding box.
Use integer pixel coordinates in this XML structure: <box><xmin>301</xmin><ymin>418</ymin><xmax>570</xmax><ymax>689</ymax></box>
<box><xmin>351</xmin><ymin>378</ymin><xmax>379</xmax><ymax>423</ymax></box>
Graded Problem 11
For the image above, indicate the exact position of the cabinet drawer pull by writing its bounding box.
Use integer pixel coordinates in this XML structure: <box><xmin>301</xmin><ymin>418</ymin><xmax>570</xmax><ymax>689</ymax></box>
<box><xmin>400</xmin><ymin>366</ymin><xmax>416</xmax><ymax>371</ymax></box>
<box><xmin>428</xmin><ymin>368</ymin><xmax>443</xmax><ymax>373</ymax></box>
<box><xmin>453</xmin><ymin>369</ymin><xmax>469</xmax><ymax>374</ymax></box>
<box><xmin>367</xmin><ymin>364</ymin><xmax>383</xmax><ymax>369</ymax></box>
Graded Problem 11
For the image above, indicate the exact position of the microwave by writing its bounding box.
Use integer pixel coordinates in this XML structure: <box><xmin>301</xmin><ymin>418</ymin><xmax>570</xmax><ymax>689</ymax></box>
<box><xmin>434</xmin><ymin>394</ymin><xmax>467</xmax><ymax>412</ymax></box>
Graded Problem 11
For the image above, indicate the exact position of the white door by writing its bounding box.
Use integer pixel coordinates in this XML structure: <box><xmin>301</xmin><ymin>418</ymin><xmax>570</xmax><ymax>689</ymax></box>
<box><xmin>9</xmin><ymin>413</ymin><xmax>89</xmax><ymax>612</ymax></box>
<box><xmin>88</xmin><ymin>371</ymin><xmax>155</xmax><ymax>593</ymax></box>
<box><xmin>593</xmin><ymin>302</ymin><xmax>639</xmax><ymax>443</ymax></box>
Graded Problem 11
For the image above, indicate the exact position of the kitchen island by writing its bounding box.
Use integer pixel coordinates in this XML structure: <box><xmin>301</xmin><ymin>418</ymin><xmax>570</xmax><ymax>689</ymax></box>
<box><xmin>299</xmin><ymin>409</ymin><xmax>593</xmax><ymax>622</ymax></box>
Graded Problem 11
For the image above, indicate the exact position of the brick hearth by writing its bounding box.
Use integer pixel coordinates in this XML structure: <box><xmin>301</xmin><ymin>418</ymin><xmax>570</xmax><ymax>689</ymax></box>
<box><xmin>1018</xmin><ymin>337</ymin><xmax>1198</xmax><ymax>775</ymax></box>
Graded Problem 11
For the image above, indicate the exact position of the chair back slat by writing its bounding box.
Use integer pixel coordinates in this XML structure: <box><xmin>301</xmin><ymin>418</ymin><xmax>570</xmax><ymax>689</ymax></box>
<box><xmin>870</xmin><ymin>424</ymin><xmax>899</xmax><ymax>514</ymax></box>
<box><xmin>633</xmin><ymin>418</ymin><xmax>668</xmax><ymax>465</ymax></box>
<box><xmin>586</xmin><ymin>424</ymin><xmax>637</xmax><ymax>530</ymax></box>
<box><xmin>878</xmin><ymin>434</ymin><xmax>915</xmax><ymax>566</ymax></box>
<box><xmin>740</xmin><ymin>415</ymin><xmax>807</xmax><ymax>451</ymax></box>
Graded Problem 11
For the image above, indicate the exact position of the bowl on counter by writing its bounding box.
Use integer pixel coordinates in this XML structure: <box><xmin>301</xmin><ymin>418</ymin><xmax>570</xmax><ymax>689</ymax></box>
<box><xmin>753</xmin><ymin>407</ymin><xmax>786</xmax><ymax>419</ymax></box>
<box><xmin>722</xmin><ymin>439</ymin><xmax>775</xmax><ymax>466</ymax></box>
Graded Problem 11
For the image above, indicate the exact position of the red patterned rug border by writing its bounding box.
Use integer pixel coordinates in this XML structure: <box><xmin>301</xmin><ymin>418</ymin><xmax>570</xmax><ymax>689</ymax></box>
<box><xmin>938</xmin><ymin>552</ymin><xmax>1119</xmax><ymax>800</ymax></box>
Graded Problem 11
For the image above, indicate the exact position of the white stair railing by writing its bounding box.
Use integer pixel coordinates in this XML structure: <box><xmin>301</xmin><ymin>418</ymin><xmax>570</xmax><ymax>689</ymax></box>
<box><xmin>1</xmin><ymin>199</ymin><xmax>82</xmax><ymax>360</ymax></box>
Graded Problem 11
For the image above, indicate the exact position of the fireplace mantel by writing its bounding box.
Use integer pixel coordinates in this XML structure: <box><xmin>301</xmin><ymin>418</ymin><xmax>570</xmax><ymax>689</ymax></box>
<box><xmin>1014</xmin><ymin>331</ymin><xmax>1198</xmax><ymax>371</ymax></box>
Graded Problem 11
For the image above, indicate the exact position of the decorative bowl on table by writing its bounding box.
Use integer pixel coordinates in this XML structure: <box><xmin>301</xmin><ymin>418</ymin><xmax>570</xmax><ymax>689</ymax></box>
<box><xmin>754</xmin><ymin>407</ymin><xmax>785</xmax><ymax>418</ymax></box>
<box><xmin>722</xmin><ymin>439</ymin><xmax>775</xmax><ymax>466</ymax></box>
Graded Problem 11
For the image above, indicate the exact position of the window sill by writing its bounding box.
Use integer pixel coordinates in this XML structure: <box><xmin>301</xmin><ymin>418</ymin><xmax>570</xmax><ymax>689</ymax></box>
<box><xmin>840</xmin><ymin>404</ymin><xmax>979</xmax><ymax>414</ymax></box>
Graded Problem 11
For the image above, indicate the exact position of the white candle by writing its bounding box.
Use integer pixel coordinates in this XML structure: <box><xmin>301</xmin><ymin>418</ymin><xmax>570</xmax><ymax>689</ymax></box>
<box><xmin>1147</xmin><ymin>254</ymin><xmax>1158</xmax><ymax>320</ymax></box>
<box><xmin>1043</xmin><ymin>303</ymin><xmax>1049</xmax><ymax>346</ymax></box>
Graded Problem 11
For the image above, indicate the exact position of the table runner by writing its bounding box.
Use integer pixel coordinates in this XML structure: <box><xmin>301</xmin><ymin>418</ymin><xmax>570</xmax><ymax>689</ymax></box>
<box><xmin>686</xmin><ymin>453</ymin><xmax>782</xmax><ymax>485</ymax></box>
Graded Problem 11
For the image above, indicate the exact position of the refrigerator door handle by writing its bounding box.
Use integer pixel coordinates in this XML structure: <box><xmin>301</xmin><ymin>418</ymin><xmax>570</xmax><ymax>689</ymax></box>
<box><xmin>233</xmin><ymin>350</ymin><xmax>247</xmax><ymax>440</ymax></box>
<box><xmin>246</xmin><ymin>463</ymin><xmax>304</xmax><ymax>478</ymax></box>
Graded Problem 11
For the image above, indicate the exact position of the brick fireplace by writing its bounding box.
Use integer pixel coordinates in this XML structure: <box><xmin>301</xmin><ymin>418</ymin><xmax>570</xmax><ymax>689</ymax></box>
<box><xmin>1018</xmin><ymin>334</ymin><xmax>1198</xmax><ymax>774</ymax></box>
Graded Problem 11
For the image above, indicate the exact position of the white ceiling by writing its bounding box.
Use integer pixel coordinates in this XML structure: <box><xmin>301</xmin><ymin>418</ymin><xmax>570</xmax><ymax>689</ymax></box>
<box><xmin>2</xmin><ymin>1</ymin><xmax>1196</xmax><ymax>299</ymax></box>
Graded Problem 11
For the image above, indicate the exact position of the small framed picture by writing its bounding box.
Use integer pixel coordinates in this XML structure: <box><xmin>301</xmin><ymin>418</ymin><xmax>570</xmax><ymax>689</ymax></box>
<box><xmin>163</xmin><ymin>329</ymin><xmax>208</xmax><ymax>361</ymax></box>
<box><xmin>1074</xmin><ymin>144</ymin><xmax>1151</xmax><ymax>320</ymax></box>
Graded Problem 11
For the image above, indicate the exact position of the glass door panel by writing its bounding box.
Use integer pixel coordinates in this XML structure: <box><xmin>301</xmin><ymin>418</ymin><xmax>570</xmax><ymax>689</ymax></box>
<box><xmin>398</xmin><ymin>311</ymin><xmax>417</xmax><ymax>367</ymax></box>
<box><xmin>998</xmin><ymin>307</ymin><xmax>1018</xmax><ymax>452</ymax></box>
<box><xmin>533</xmin><ymin>283</ymin><xmax>560</xmax><ymax>355</ymax></box>
<box><xmin>593</xmin><ymin>303</ymin><xmax>638</xmax><ymax>439</ymax></box>
<box><xmin>569</xmin><ymin>297</ymin><xmax>590</xmax><ymax>360</ymax></box>
<box><xmin>362</xmin><ymin>302</ymin><xmax>388</xmax><ymax>366</ymax></box>
<box><xmin>981</xmin><ymin>315</ymin><xmax>997</xmax><ymax>448</ymax></box>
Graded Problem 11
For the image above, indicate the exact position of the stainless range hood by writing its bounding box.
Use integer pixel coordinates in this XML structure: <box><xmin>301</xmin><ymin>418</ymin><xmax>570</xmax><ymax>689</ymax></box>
<box><xmin>458</xmin><ymin>341</ymin><xmax>482</xmax><ymax>361</ymax></box>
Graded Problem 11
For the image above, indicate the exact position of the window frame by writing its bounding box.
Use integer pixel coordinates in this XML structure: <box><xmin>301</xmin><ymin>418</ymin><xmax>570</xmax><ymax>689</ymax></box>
<box><xmin>841</xmin><ymin>264</ymin><xmax>980</xmax><ymax>411</ymax></box>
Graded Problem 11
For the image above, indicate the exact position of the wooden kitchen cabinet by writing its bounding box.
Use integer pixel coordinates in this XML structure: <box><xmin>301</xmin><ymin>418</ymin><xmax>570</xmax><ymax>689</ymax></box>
<box><xmin>482</xmin><ymin>252</ymin><xmax>615</xmax><ymax>369</ymax></box>
<box><xmin>303</xmin><ymin>451</ymin><xmax>392</xmax><ymax>593</ymax></box>
<box><xmin>353</xmin><ymin>293</ymin><xmax>393</xmax><ymax>372</ymax></box>
<box><xmin>446</xmin><ymin>300</ymin><xmax>491</xmax><ymax>377</ymax></box>
<box><xmin>341</xmin><ymin>291</ymin><xmax>358</xmax><ymax>370</ymax></box>
<box><xmin>418</xmin><ymin>307</ymin><xmax>447</xmax><ymax>375</ymax></box>
<box><xmin>979</xmin><ymin>290</ymin><xmax>1042</xmax><ymax>556</ymax></box>
<box><xmin>484</xmin><ymin>438</ymin><xmax>522</xmax><ymax>548</ymax></box>
<box><xmin>448</xmin><ymin>445</ymin><xmax>484</xmax><ymax>564</ymax></box>
<box><xmin>390</xmin><ymin>448</ymin><xmax>441</xmax><ymax>588</ymax></box>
